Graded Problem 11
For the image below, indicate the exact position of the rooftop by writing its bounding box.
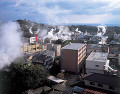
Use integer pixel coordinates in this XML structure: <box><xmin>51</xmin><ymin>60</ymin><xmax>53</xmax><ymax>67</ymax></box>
<box><xmin>43</xmin><ymin>50</ymin><xmax>55</xmax><ymax>57</ymax></box>
<box><xmin>86</xmin><ymin>52</ymin><xmax>107</xmax><ymax>62</ymax></box>
<box><xmin>61</xmin><ymin>43</ymin><xmax>85</xmax><ymax>50</ymax></box>
<box><xmin>85</xmin><ymin>73</ymin><xmax>120</xmax><ymax>87</ymax></box>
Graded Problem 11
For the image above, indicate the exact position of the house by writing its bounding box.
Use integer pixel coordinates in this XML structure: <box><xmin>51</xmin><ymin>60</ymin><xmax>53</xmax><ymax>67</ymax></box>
<box><xmin>84</xmin><ymin>73</ymin><xmax>120</xmax><ymax>93</ymax></box>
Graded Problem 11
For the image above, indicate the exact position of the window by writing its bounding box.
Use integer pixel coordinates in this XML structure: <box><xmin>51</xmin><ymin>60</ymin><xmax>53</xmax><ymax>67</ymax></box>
<box><xmin>95</xmin><ymin>65</ymin><xmax>99</xmax><ymax>67</ymax></box>
<box><xmin>109</xmin><ymin>86</ymin><xmax>115</xmax><ymax>90</ymax></box>
<box><xmin>98</xmin><ymin>83</ymin><xmax>103</xmax><ymax>87</ymax></box>
<box><xmin>90</xmin><ymin>82</ymin><xmax>95</xmax><ymax>85</ymax></box>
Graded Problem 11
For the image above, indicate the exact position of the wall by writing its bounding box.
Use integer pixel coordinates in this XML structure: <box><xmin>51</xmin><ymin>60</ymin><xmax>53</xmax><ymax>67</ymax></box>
<box><xmin>61</xmin><ymin>49</ymin><xmax>78</xmax><ymax>73</ymax></box>
<box><xmin>86</xmin><ymin>60</ymin><xmax>105</xmax><ymax>71</ymax></box>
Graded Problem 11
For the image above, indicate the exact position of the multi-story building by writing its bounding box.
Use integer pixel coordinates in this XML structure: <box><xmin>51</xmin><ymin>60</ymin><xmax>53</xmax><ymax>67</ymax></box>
<box><xmin>61</xmin><ymin>43</ymin><xmax>86</xmax><ymax>74</ymax></box>
<box><xmin>21</xmin><ymin>43</ymin><xmax>40</xmax><ymax>53</ymax></box>
<box><xmin>86</xmin><ymin>52</ymin><xmax>117</xmax><ymax>76</ymax></box>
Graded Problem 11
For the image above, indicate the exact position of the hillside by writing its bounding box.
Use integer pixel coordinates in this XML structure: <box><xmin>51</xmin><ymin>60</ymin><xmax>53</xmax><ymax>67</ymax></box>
<box><xmin>16</xmin><ymin>19</ymin><xmax>120</xmax><ymax>38</ymax></box>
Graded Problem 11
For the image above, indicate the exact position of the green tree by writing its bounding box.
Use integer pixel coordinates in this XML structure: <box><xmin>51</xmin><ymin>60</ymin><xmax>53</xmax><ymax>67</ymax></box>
<box><xmin>0</xmin><ymin>61</ymin><xmax>49</xmax><ymax>94</ymax></box>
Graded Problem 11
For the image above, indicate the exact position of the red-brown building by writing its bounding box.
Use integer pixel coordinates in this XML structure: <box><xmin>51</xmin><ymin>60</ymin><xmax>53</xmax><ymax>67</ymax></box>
<box><xmin>61</xmin><ymin>43</ymin><xmax>86</xmax><ymax>73</ymax></box>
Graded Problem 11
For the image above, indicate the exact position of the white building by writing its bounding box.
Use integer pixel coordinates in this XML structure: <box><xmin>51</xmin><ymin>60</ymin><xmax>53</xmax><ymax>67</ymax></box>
<box><xmin>86</xmin><ymin>52</ymin><xmax>117</xmax><ymax>76</ymax></box>
<box><xmin>86</xmin><ymin>52</ymin><xmax>107</xmax><ymax>76</ymax></box>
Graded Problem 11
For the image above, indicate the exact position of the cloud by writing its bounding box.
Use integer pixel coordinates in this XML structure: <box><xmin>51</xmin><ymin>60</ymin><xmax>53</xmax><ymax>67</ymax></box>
<box><xmin>61</xmin><ymin>14</ymin><xmax>109</xmax><ymax>24</ymax></box>
<box><xmin>0</xmin><ymin>0</ymin><xmax>120</xmax><ymax>24</ymax></box>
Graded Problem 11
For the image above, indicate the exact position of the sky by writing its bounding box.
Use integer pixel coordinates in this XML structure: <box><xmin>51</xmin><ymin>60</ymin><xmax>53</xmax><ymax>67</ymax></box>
<box><xmin>0</xmin><ymin>0</ymin><xmax>120</xmax><ymax>25</ymax></box>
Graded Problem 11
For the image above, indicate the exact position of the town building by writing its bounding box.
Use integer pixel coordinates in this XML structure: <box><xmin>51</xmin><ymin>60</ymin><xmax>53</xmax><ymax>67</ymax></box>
<box><xmin>61</xmin><ymin>43</ymin><xmax>86</xmax><ymax>73</ymax></box>
<box><xmin>86</xmin><ymin>52</ymin><xmax>117</xmax><ymax>76</ymax></box>
<box><xmin>53</xmin><ymin>44</ymin><xmax>61</xmax><ymax>57</ymax></box>
<box><xmin>21</xmin><ymin>43</ymin><xmax>40</xmax><ymax>53</ymax></box>
<box><xmin>86</xmin><ymin>44</ymin><xmax>108</xmax><ymax>57</ymax></box>
<box><xmin>84</xmin><ymin>73</ymin><xmax>120</xmax><ymax>94</ymax></box>
<box><xmin>47</xmin><ymin>43</ymin><xmax>53</xmax><ymax>50</ymax></box>
<box><xmin>43</xmin><ymin>50</ymin><xmax>55</xmax><ymax>58</ymax></box>
<box><xmin>86</xmin><ymin>52</ymin><xmax>108</xmax><ymax>76</ymax></box>
<box><xmin>47</xmin><ymin>43</ymin><xmax>61</xmax><ymax>57</ymax></box>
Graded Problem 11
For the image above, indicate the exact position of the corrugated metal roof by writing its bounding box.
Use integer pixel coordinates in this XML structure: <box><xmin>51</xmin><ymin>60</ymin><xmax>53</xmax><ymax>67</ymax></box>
<box><xmin>86</xmin><ymin>52</ymin><xmax>107</xmax><ymax>62</ymax></box>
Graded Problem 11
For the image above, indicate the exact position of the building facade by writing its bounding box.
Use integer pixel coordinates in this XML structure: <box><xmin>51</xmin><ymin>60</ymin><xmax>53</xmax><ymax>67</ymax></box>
<box><xmin>61</xmin><ymin>43</ymin><xmax>86</xmax><ymax>73</ymax></box>
<box><xmin>21</xmin><ymin>43</ymin><xmax>40</xmax><ymax>53</ymax></box>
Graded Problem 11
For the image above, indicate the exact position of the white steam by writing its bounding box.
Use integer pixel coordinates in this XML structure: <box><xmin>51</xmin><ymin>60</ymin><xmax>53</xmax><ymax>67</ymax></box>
<box><xmin>29</xmin><ymin>27</ymin><xmax>33</xmax><ymax>34</ymax></box>
<box><xmin>0</xmin><ymin>22</ymin><xmax>23</xmax><ymax>69</ymax></box>
<box><xmin>96</xmin><ymin>25</ymin><xmax>108</xmax><ymax>44</ymax></box>
<box><xmin>75</xmin><ymin>28</ymin><xmax>81</xmax><ymax>33</ymax></box>
<box><xmin>97</xmin><ymin>25</ymin><xmax>106</xmax><ymax>37</ymax></box>
<box><xmin>42</xmin><ymin>26</ymin><xmax>72</xmax><ymax>41</ymax></box>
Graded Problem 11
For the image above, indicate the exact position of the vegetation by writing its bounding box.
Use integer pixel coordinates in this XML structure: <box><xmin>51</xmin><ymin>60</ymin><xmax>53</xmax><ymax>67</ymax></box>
<box><xmin>16</xmin><ymin>19</ymin><xmax>120</xmax><ymax>39</ymax></box>
<box><xmin>61</xmin><ymin>40</ymin><xmax>75</xmax><ymax>47</ymax></box>
<box><xmin>0</xmin><ymin>60</ymin><xmax>49</xmax><ymax>94</ymax></box>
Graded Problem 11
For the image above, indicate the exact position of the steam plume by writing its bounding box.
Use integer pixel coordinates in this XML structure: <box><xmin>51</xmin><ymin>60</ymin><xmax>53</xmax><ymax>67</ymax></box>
<box><xmin>0</xmin><ymin>22</ymin><xmax>23</xmax><ymax>69</ymax></box>
<box><xmin>97</xmin><ymin>25</ymin><xmax>106</xmax><ymax>37</ymax></box>
<box><xmin>42</xmin><ymin>26</ymin><xmax>72</xmax><ymax>41</ymax></box>
<box><xmin>96</xmin><ymin>25</ymin><xmax>108</xmax><ymax>44</ymax></box>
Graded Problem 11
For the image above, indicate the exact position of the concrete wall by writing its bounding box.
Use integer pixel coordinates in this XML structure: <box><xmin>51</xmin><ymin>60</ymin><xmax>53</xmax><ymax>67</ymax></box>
<box><xmin>85</xmin><ymin>80</ymin><xmax>120</xmax><ymax>93</ymax></box>
<box><xmin>61</xmin><ymin>49</ymin><xmax>78</xmax><ymax>73</ymax></box>
<box><xmin>86</xmin><ymin>60</ymin><xmax>105</xmax><ymax>70</ymax></box>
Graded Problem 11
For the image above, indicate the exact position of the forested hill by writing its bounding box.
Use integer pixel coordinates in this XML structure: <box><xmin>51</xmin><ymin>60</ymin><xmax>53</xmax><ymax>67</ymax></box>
<box><xmin>16</xmin><ymin>19</ymin><xmax>120</xmax><ymax>38</ymax></box>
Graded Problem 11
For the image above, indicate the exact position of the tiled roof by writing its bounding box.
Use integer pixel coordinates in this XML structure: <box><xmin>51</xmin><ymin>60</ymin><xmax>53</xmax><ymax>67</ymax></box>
<box><xmin>85</xmin><ymin>73</ymin><xmax>120</xmax><ymax>87</ymax></box>
<box><xmin>52</xmin><ymin>84</ymin><xmax>73</xmax><ymax>93</ymax></box>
